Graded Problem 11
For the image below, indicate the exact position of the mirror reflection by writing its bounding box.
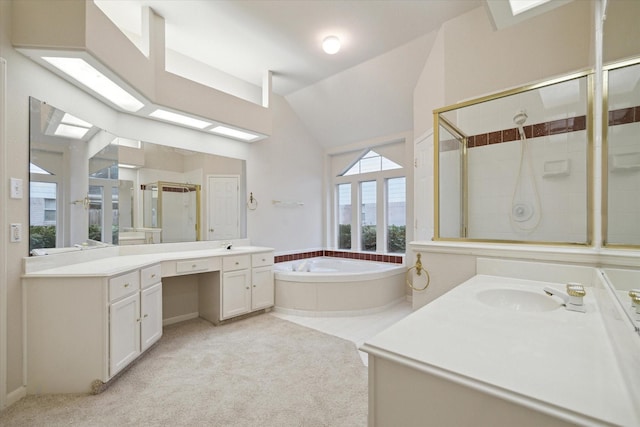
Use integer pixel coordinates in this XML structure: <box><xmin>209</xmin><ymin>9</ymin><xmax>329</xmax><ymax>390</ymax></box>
<box><xmin>29</xmin><ymin>97</ymin><xmax>246</xmax><ymax>252</ymax></box>
<box><xmin>435</xmin><ymin>74</ymin><xmax>590</xmax><ymax>244</ymax></box>
<box><xmin>605</xmin><ymin>60</ymin><xmax>640</xmax><ymax>247</ymax></box>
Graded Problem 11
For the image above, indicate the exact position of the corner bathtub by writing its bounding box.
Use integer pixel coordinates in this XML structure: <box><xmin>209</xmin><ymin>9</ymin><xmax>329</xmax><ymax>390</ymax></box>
<box><xmin>273</xmin><ymin>257</ymin><xmax>407</xmax><ymax>316</ymax></box>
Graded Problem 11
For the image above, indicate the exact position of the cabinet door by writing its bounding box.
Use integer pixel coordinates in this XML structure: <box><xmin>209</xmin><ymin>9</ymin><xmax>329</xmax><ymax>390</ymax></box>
<box><xmin>141</xmin><ymin>282</ymin><xmax>163</xmax><ymax>352</ymax></box>
<box><xmin>221</xmin><ymin>270</ymin><xmax>251</xmax><ymax>319</ymax></box>
<box><xmin>110</xmin><ymin>292</ymin><xmax>140</xmax><ymax>377</ymax></box>
<box><xmin>251</xmin><ymin>266</ymin><xmax>274</xmax><ymax>310</ymax></box>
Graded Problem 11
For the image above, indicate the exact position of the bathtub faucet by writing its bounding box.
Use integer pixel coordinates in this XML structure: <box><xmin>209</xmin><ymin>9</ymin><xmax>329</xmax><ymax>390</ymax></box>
<box><xmin>543</xmin><ymin>283</ymin><xmax>586</xmax><ymax>313</ymax></box>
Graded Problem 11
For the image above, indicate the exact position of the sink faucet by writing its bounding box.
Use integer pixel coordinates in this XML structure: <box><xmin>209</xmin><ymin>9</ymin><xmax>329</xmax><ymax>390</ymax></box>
<box><xmin>543</xmin><ymin>283</ymin><xmax>586</xmax><ymax>313</ymax></box>
<box><xmin>221</xmin><ymin>241</ymin><xmax>233</xmax><ymax>250</ymax></box>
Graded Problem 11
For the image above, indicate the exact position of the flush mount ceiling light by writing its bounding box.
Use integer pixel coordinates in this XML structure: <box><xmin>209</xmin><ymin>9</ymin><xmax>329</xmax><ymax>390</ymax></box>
<box><xmin>210</xmin><ymin>125</ymin><xmax>261</xmax><ymax>142</ymax></box>
<box><xmin>322</xmin><ymin>36</ymin><xmax>341</xmax><ymax>55</ymax></box>
<box><xmin>42</xmin><ymin>57</ymin><xmax>145</xmax><ymax>112</ymax></box>
<box><xmin>149</xmin><ymin>109</ymin><xmax>212</xmax><ymax>129</ymax></box>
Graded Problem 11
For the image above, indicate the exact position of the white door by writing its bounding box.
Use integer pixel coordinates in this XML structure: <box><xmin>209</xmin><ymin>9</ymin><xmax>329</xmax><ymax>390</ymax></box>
<box><xmin>140</xmin><ymin>283</ymin><xmax>163</xmax><ymax>352</ymax></box>
<box><xmin>251</xmin><ymin>266</ymin><xmax>274</xmax><ymax>310</ymax></box>
<box><xmin>221</xmin><ymin>270</ymin><xmax>251</xmax><ymax>319</ymax></box>
<box><xmin>110</xmin><ymin>292</ymin><xmax>141</xmax><ymax>376</ymax></box>
<box><xmin>207</xmin><ymin>176</ymin><xmax>240</xmax><ymax>240</ymax></box>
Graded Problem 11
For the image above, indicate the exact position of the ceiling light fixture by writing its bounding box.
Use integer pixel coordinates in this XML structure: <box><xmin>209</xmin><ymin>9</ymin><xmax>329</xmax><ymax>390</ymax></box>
<box><xmin>149</xmin><ymin>109</ymin><xmax>212</xmax><ymax>129</ymax></box>
<box><xmin>322</xmin><ymin>36</ymin><xmax>341</xmax><ymax>55</ymax></box>
<box><xmin>210</xmin><ymin>125</ymin><xmax>261</xmax><ymax>142</ymax></box>
<box><xmin>42</xmin><ymin>57</ymin><xmax>145</xmax><ymax>112</ymax></box>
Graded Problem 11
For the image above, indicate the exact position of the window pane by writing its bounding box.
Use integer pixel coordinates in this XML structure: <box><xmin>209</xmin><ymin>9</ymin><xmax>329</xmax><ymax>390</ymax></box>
<box><xmin>89</xmin><ymin>185</ymin><xmax>104</xmax><ymax>241</ymax></box>
<box><xmin>112</xmin><ymin>186</ymin><xmax>119</xmax><ymax>245</ymax></box>
<box><xmin>387</xmin><ymin>177</ymin><xmax>406</xmax><ymax>253</ymax></box>
<box><xmin>361</xmin><ymin>181</ymin><xmax>377</xmax><ymax>251</ymax></box>
<box><xmin>29</xmin><ymin>181</ymin><xmax>57</xmax><ymax>250</ymax></box>
<box><xmin>337</xmin><ymin>183</ymin><xmax>351</xmax><ymax>249</ymax></box>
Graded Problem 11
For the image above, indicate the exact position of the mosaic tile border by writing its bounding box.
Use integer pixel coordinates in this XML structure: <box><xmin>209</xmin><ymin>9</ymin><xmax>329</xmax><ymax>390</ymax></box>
<box><xmin>274</xmin><ymin>250</ymin><xmax>404</xmax><ymax>264</ymax></box>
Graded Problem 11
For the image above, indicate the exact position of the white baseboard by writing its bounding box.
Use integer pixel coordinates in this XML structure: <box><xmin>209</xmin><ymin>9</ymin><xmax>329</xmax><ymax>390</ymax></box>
<box><xmin>6</xmin><ymin>385</ymin><xmax>26</xmax><ymax>407</ymax></box>
<box><xmin>163</xmin><ymin>312</ymin><xmax>199</xmax><ymax>326</ymax></box>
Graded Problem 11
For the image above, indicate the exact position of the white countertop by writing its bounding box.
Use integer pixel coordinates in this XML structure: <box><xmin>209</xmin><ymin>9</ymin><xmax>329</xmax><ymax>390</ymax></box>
<box><xmin>361</xmin><ymin>275</ymin><xmax>638</xmax><ymax>426</ymax></box>
<box><xmin>22</xmin><ymin>245</ymin><xmax>273</xmax><ymax>278</ymax></box>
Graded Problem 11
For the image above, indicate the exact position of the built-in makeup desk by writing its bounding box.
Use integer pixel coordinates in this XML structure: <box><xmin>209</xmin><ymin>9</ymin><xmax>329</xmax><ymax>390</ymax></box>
<box><xmin>22</xmin><ymin>241</ymin><xmax>274</xmax><ymax>394</ymax></box>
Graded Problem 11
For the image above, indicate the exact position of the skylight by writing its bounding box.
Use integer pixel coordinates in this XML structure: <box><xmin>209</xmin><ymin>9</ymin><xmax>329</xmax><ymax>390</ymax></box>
<box><xmin>342</xmin><ymin>150</ymin><xmax>402</xmax><ymax>176</ymax></box>
<box><xmin>509</xmin><ymin>0</ymin><xmax>552</xmax><ymax>16</ymax></box>
<box><xmin>210</xmin><ymin>126</ymin><xmax>261</xmax><ymax>142</ymax></box>
<box><xmin>30</xmin><ymin>163</ymin><xmax>53</xmax><ymax>175</ymax></box>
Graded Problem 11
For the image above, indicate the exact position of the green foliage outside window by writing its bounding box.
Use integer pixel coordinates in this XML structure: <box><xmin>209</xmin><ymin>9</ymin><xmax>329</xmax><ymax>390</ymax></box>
<box><xmin>387</xmin><ymin>225</ymin><xmax>406</xmax><ymax>253</ymax></box>
<box><xmin>29</xmin><ymin>225</ymin><xmax>56</xmax><ymax>251</ymax></box>
<box><xmin>338</xmin><ymin>224</ymin><xmax>351</xmax><ymax>249</ymax></box>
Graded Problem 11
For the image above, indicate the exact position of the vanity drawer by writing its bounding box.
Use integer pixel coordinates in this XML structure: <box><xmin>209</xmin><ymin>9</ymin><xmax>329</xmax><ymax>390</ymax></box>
<box><xmin>141</xmin><ymin>264</ymin><xmax>162</xmax><ymax>288</ymax></box>
<box><xmin>223</xmin><ymin>255</ymin><xmax>250</xmax><ymax>271</ymax></box>
<box><xmin>175</xmin><ymin>258</ymin><xmax>213</xmax><ymax>274</ymax></box>
<box><xmin>252</xmin><ymin>252</ymin><xmax>274</xmax><ymax>267</ymax></box>
<box><xmin>109</xmin><ymin>271</ymin><xmax>140</xmax><ymax>302</ymax></box>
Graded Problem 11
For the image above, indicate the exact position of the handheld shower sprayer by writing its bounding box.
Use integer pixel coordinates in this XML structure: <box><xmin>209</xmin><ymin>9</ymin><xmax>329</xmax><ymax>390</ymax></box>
<box><xmin>513</xmin><ymin>111</ymin><xmax>528</xmax><ymax>140</ymax></box>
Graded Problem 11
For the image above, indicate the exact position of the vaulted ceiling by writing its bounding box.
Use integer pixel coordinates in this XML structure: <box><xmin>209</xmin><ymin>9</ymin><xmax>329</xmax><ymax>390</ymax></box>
<box><xmin>94</xmin><ymin>0</ymin><xmax>486</xmax><ymax>148</ymax></box>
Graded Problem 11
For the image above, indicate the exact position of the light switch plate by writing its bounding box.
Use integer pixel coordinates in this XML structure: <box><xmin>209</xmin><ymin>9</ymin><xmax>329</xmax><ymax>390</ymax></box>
<box><xmin>10</xmin><ymin>223</ymin><xmax>22</xmax><ymax>242</ymax></box>
<box><xmin>10</xmin><ymin>178</ymin><xmax>23</xmax><ymax>199</ymax></box>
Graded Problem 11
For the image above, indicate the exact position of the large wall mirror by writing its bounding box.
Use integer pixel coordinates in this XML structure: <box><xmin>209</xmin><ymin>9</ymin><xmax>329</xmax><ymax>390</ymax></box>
<box><xmin>434</xmin><ymin>73</ymin><xmax>592</xmax><ymax>245</ymax></box>
<box><xmin>29</xmin><ymin>97</ymin><xmax>246</xmax><ymax>253</ymax></box>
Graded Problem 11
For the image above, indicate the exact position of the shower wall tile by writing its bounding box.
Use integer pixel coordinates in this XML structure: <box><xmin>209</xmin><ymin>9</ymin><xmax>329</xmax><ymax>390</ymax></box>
<box><xmin>609</xmin><ymin>108</ymin><xmax>634</xmax><ymax>125</ymax></box>
<box><xmin>488</xmin><ymin>131</ymin><xmax>501</xmax><ymax>145</ymax></box>
<box><xmin>475</xmin><ymin>134</ymin><xmax>487</xmax><ymax>146</ymax></box>
<box><xmin>567</xmin><ymin>116</ymin><xmax>586</xmax><ymax>132</ymax></box>
<box><xmin>533</xmin><ymin>122</ymin><xmax>549</xmax><ymax>137</ymax></box>
<box><xmin>549</xmin><ymin>119</ymin><xmax>568</xmax><ymax>135</ymax></box>
<box><xmin>502</xmin><ymin>128</ymin><xmax>517</xmax><ymax>142</ymax></box>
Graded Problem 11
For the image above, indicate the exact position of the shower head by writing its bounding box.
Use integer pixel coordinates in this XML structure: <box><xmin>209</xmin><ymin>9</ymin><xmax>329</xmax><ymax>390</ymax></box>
<box><xmin>513</xmin><ymin>111</ymin><xmax>528</xmax><ymax>126</ymax></box>
<box><xmin>513</xmin><ymin>111</ymin><xmax>528</xmax><ymax>125</ymax></box>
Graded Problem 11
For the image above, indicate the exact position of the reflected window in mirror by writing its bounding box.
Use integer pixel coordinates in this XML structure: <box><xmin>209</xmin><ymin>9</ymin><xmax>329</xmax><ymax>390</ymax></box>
<box><xmin>603</xmin><ymin>59</ymin><xmax>640</xmax><ymax>248</ymax></box>
<box><xmin>434</xmin><ymin>72</ymin><xmax>592</xmax><ymax>245</ymax></box>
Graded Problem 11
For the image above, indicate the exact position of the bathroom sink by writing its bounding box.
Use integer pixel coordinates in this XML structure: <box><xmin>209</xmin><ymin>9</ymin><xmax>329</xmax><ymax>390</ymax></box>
<box><xmin>476</xmin><ymin>288</ymin><xmax>561</xmax><ymax>312</ymax></box>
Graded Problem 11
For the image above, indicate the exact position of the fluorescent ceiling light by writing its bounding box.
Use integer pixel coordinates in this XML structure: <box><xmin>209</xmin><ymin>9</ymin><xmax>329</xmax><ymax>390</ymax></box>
<box><xmin>322</xmin><ymin>36</ymin><xmax>341</xmax><ymax>55</ymax></box>
<box><xmin>210</xmin><ymin>125</ymin><xmax>260</xmax><ymax>141</ymax></box>
<box><xmin>508</xmin><ymin>0</ymin><xmax>551</xmax><ymax>16</ymax></box>
<box><xmin>61</xmin><ymin>113</ymin><xmax>92</xmax><ymax>128</ymax></box>
<box><xmin>42</xmin><ymin>57</ymin><xmax>144</xmax><ymax>112</ymax></box>
<box><xmin>55</xmin><ymin>124</ymin><xmax>90</xmax><ymax>139</ymax></box>
<box><xmin>118</xmin><ymin>163</ymin><xmax>138</xmax><ymax>169</ymax></box>
<box><xmin>149</xmin><ymin>109</ymin><xmax>212</xmax><ymax>129</ymax></box>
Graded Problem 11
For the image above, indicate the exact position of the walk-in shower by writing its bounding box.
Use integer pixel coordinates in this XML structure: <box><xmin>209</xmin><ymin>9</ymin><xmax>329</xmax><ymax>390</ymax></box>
<box><xmin>433</xmin><ymin>71</ymin><xmax>590</xmax><ymax>244</ymax></box>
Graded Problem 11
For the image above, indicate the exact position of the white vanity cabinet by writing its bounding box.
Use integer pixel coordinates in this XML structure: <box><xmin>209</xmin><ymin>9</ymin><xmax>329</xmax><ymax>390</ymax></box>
<box><xmin>210</xmin><ymin>252</ymin><xmax>274</xmax><ymax>323</ymax></box>
<box><xmin>24</xmin><ymin>263</ymin><xmax>162</xmax><ymax>394</ymax></box>
<box><xmin>110</xmin><ymin>264</ymin><xmax>163</xmax><ymax>376</ymax></box>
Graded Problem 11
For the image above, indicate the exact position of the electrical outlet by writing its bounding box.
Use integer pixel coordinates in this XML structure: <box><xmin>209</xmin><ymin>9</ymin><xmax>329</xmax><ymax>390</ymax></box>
<box><xmin>10</xmin><ymin>223</ymin><xmax>22</xmax><ymax>243</ymax></box>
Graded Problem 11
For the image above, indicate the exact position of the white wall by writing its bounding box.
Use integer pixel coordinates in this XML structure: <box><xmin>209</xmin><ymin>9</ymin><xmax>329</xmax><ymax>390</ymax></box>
<box><xmin>247</xmin><ymin>96</ymin><xmax>324</xmax><ymax>252</ymax></box>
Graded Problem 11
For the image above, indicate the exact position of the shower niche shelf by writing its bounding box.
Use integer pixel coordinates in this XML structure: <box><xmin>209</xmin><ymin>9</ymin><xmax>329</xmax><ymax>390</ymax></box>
<box><xmin>610</xmin><ymin>152</ymin><xmax>640</xmax><ymax>172</ymax></box>
<box><xmin>543</xmin><ymin>159</ymin><xmax>570</xmax><ymax>178</ymax></box>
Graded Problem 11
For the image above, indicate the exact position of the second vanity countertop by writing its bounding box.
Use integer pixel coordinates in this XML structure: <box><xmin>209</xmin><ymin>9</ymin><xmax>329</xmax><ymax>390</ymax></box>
<box><xmin>361</xmin><ymin>274</ymin><xmax>638</xmax><ymax>426</ymax></box>
<box><xmin>22</xmin><ymin>243</ymin><xmax>274</xmax><ymax>278</ymax></box>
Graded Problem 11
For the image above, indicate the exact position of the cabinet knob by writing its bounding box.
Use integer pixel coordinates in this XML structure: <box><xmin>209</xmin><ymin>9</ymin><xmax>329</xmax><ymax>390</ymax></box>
<box><xmin>136</xmin><ymin>318</ymin><xmax>141</xmax><ymax>322</ymax></box>
<box><xmin>246</xmin><ymin>287</ymin><xmax>250</xmax><ymax>290</ymax></box>
<box><xmin>143</xmin><ymin>314</ymin><xmax>148</xmax><ymax>318</ymax></box>
<box><xmin>124</xmin><ymin>283</ymin><xmax>129</xmax><ymax>288</ymax></box>
<box><xmin>192</xmin><ymin>264</ymin><xmax>197</xmax><ymax>268</ymax></box>
<box><xmin>235</xmin><ymin>262</ymin><xmax>239</xmax><ymax>265</ymax></box>
<box><xmin>151</xmin><ymin>274</ymin><xmax>156</xmax><ymax>278</ymax></box>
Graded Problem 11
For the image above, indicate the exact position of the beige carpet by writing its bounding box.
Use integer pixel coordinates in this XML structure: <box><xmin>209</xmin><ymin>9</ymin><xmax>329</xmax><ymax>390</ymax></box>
<box><xmin>0</xmin><ymin>314</ymin><xmax>368</xmax><ymax>426</ymax></box>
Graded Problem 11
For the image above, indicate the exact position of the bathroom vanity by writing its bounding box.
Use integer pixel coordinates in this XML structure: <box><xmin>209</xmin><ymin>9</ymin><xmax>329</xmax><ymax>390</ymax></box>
<box><xmin>22</xmin><ymin>241</ymin><xmax>274</xmax><ymax>394</ymax></box>
<box><xmin>361</xmin><ymin>258</ymin><xmax>640</xmax><ymax>427</ymax></box>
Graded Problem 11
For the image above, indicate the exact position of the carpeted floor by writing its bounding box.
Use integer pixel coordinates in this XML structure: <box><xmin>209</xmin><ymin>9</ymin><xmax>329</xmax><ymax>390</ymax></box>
<box><xmin>0</xmin><ymin>314</ymin><xmax>368</xmax><ymax>427</ymax></box>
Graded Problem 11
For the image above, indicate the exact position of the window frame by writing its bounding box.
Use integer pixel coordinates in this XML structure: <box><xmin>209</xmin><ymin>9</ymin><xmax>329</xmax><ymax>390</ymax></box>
<box><xmin>334</xmin><ymin>167</ymin><xmax>406</xmax><ymax>253</ymax></box>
